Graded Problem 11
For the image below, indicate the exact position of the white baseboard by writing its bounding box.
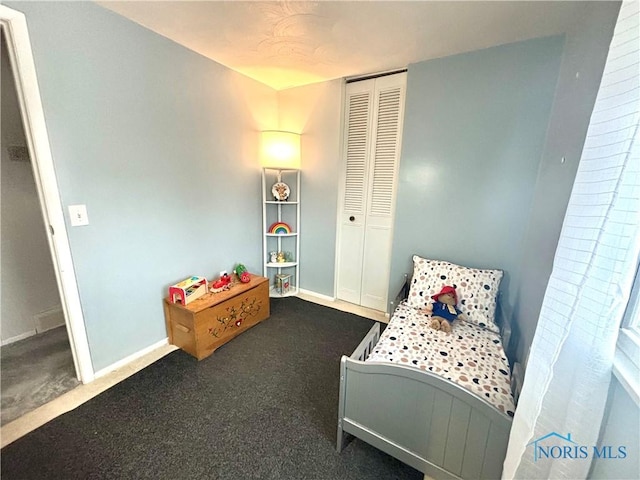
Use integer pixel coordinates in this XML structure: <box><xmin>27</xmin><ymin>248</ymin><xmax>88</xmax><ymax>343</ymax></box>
<box><xmin>297</xmin><ymin>288</ymin><xmax>335</xmax><ymax>302</ymax></box>
<box><xmin>1</xmin><ymin>330</ymin><xmax>37</xmax><ymax>346</ymax></box>
<box><xmin>1</xmin><ymin>307</ymin><xmax>65</xmax><ymax>346</ymax></box>
<box><xmin>34</xmin><ymin>306</ymin><xmax>64</xmax><ymax>333</ymax></box>
<box><xmin>93</xmin><ymin>338</ymin><xmax>170</xmax><ymax>379</ymax></box>
<box><xmin>296</xmin><ymin>289</ymin><xmax>388</xmax><ymax>323</ymax></box>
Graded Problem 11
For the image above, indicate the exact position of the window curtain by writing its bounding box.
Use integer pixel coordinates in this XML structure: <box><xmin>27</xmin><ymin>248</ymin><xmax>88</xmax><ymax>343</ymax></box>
<box><xmin>502</xmin><ymin>2</ymin><xmax>639</xmax><ymax>479</ymax></box>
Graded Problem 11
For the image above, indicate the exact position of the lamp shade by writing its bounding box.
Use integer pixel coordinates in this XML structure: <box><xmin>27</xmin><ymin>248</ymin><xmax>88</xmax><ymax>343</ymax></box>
<box><xmin>260</xmin><ymin>131</ymin><xmax>300</xmax><ymax>169</ymax></box>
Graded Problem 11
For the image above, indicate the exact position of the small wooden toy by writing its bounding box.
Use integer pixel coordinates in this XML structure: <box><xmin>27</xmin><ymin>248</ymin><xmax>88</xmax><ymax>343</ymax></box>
<box><xmin>275</xmin><ymin>273</ymin><xmax>292</xmax><ymax>295</ymax></box>
<box><xmin>268</xmin><ymin>222</ymin><xmax>291</xmax><ymax>234</ymax></box>
<box><xmin>234</xmin><ymin>264</ymin><xmax>251</xmax><ymax>283</ymax></box>
<box><xmin>169</xmin><ymin>276</ymin><xmax>208</xmax><ymax>305</ymax></box>
<box><xmin>211</xmin><ymin>271</ymin><xmax>232</xmax><ymax>293</ymax></box>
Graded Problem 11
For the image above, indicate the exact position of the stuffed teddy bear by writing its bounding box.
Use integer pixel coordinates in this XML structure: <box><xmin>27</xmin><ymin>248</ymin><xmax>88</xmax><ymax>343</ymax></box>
<box><xmin>428</xmin><ymin>285</ymin><xmax>466</xmax><ymax>333</ymax></box>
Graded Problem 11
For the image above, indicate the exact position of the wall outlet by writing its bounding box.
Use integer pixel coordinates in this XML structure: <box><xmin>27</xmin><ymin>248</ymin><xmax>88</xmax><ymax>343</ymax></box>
<box><xmin>68</xmin><ymin>204</ymin><xmax>89</xmax><ymax>226</ymax></box>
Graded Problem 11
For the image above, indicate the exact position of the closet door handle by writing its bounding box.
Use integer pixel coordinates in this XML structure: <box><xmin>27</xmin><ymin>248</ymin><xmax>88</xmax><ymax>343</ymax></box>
<box><xmin>349</xmin><ymin>216</ymin><xmax>355</xmax><ymax>222</ymax></box>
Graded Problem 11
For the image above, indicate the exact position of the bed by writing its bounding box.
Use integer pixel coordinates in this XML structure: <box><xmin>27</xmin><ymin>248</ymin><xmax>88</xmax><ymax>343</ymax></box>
<box><xmin>337</xmin><ymin>255</ymin><xmax>521</xmax><ymax>480</ymax></box>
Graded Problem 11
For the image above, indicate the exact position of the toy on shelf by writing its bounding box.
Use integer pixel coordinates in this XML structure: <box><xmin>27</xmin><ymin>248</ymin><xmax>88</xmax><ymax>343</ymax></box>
<box><xmin>275</xmin><ymin>273</ymin><xmax>292</xmax><ymax>295</ymax></box>
<box><xmin>272</xmin><ymin>181</ymin><xmax>290</xmax><ymax>201</ymax></box>
<box><xmin>211</xmin><ymin>271</ymin><xmax>232</xmax><ymax>293</ymax></box>
<box><xmin>234</xmin><ymin>264</ymin><xmax>251</xmax><ymax>283</ymax></box>
<box><xmin>268</xmin><ymin>222</ymin><xmax>291</xmax><ymax>234</ymax></box>
<box><xmin>269</xmin><ymin>251</ymin><xmax>293</xmax><ymax>264</ymax></box>
<box><xmin>169</xmin><ymin>276</ymin><xmax>208</xmax><ymax>305</ymax></box>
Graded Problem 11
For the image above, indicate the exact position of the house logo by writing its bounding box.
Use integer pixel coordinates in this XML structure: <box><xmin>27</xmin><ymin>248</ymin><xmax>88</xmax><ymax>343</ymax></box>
<box><xmin>527</xmin><ymin>432</ymin><xmax>627</xmax><ymax>462</ymax></box>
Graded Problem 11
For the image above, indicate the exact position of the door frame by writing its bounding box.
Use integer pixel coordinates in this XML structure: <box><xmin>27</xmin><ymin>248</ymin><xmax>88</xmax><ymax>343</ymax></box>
<box><xmin>1</xmin><ymin>5</ymin><xmax>94</xmax><ymax>383</ymax></box>
<box><xmin>333</xmin><ymin>80</ymin><xmax>348</xmax><ymax>300</ymax></box>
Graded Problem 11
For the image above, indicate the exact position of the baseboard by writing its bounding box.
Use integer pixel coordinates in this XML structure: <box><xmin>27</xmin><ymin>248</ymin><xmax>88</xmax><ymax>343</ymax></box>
<box><xmin>34</xmin><ymin>306</ymin><xmax>64</xmax><ymax>333</ymax></box>
<box><xmin>297</xmin><ymin>288</ymin><xmax>335</xmax><ymax>302</ymax></box>
<box><xmin>2</xmin><ymin>307</ymin><xmax>65</xmax><ymax>346</ymax></box>
<box><xmin>93</xmin><ymin>338</ymin><xmax>170</xmax><ymax>379</ymax></box>
<box><xmin>296</xmin><ymin>289</ymin><xmax>388</xmax><ymax>323</ymax></box>
<box><xmin>1</xmin><ymin>330</ymin><xmax>37</xmax><ymax>346</ymax></box>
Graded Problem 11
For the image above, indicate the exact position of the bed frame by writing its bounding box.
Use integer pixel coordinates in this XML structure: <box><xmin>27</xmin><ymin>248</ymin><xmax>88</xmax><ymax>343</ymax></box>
<box><xmin>336</xmin><ymin>275</ymin><xmax>519</xmax><ymax>479</ymax></box>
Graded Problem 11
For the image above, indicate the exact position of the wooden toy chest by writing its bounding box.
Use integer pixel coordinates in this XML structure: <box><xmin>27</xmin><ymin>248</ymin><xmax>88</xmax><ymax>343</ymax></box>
<box><xmin>163</xmin><ymin>274</ymin><xmax>270</xmax><ymax>360</ymax></box>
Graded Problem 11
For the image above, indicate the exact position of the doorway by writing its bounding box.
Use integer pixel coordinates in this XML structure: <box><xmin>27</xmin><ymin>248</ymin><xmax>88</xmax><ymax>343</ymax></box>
<box><xmin>0</xmin><ymin>25</ymin><xmax>81</xmax><ymax>426</ymax></box>
<box><xmin>0</xmin><ymin>6</ymin><xmax>93</xmax><ymax>392</ymax></box>
<box><xmin>335</xmin><ymin>72</ymin><xmax>407</xmax><ymax>312</ymax></box>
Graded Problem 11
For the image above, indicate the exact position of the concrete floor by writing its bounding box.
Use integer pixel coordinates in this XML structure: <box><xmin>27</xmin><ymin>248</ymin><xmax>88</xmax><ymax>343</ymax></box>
<box><xmin>1</xmin><ymin>326</ymin><xmax>79</xmax><ymax>426</ymax></box>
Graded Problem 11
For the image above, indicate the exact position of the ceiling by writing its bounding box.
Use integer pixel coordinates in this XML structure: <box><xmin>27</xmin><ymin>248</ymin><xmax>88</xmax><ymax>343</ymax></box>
<box><xmin>97</xmin><ymin>1</ymin><xmax>587</xmax><ymax>91</ymax></box>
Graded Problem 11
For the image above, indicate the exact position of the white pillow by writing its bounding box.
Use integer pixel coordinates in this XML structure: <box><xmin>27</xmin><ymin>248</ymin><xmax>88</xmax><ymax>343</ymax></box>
<box><xmin>406</xmin><ymin>255</ymin><xmax>503</xmax><ymax>332</ymax></box>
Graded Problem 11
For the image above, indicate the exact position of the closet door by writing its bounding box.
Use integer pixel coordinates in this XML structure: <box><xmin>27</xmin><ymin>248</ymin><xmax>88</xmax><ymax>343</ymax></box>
<box><xmin>336</xmin><ymin>73</ymin><xmax>406</xmax><ymax>311</ymax></box>
<box><xmin>336</xmin><ymin>81</ymin><xmax>372</xmax><ymax>305</ymax></box>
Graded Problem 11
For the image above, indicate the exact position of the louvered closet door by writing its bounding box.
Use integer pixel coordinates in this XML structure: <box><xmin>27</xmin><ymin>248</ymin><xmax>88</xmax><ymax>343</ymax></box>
<box><xmin>335</xmin><ymin>81</ymin><xmax>372</xmax><ymax>305</ymax></box>
<box><xmin>336</xmin><ymin>73</ymin><xmax>406</xmax><ymax>311</ymax></box>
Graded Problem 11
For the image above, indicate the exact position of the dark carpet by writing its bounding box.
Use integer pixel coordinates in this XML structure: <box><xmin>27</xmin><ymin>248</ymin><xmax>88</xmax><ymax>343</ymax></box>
<box><xmin>1</xmin><ymin>297</ymin><xmax>421</xmax><ymax>480</ymax></box>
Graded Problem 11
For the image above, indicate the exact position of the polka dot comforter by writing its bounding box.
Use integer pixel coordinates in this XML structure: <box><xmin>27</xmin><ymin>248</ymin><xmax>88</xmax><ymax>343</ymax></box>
<box><xmin>367</xmin><ymin>301</ymin><xmax>515</xmax><ymax>417</ymax></box>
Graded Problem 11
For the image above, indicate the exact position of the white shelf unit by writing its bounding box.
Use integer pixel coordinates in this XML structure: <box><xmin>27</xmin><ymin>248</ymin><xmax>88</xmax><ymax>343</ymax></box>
<box><xmin>262</xmin><ymin>168</ymin><xmax>300</xmax><ymax>297</ymax></box>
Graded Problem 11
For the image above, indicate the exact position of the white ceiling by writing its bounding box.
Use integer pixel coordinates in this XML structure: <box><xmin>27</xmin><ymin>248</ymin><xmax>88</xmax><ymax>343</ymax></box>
<box><xmin>97</xmin><ymin>1</ymin><xmax>587</xmax><ymax>90</ymax></box>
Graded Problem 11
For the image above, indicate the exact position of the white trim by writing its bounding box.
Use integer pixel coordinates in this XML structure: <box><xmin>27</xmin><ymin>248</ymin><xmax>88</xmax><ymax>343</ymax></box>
<box><xmin>297</xmin><ymin>288</ymin><xmax>335</xmax><ymax>302</ymax></box>
<box><xmin>333</xmin><ymin>79</ymin><xmax>348</xmax><ymax>301</ymax></box>
<box><xmin>1</xmin><ymin>330</ymin><xmax>37</xmax><ymax>347</ymax></box>
<box><xmin>93</xmin><ymin>338</ymin><xmax>171</xmax><ymax>379</ymax></box>
<box><xmin>613</xmin><ymin>328</ymin><xmax>640</xmax><ymax>406</ymax></box>
<box><xmin>34</xmin><ymin>305</ymin><xmax>64</xmax><ymax>333</ymax></box>
<box><xmin>612</xmin><ymin>260</ymin><xmax>640</xmax><ymax>405</ymax></box>
<box><xmin>0</xmin><ymin>6</ymin><xmax>94</xmax><ymax>383</ymax></box>
<box><xmin>296</xmin><ymin>289</ymin><xmax>388</xmax><ymax>323</ymax></box>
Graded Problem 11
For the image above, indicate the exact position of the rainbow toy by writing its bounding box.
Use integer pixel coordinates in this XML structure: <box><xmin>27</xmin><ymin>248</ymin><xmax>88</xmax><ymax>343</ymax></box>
<box><xmin>269</xmin><ymin>222</ymin><xmax>292</xmax><ymax>234</ymax></box>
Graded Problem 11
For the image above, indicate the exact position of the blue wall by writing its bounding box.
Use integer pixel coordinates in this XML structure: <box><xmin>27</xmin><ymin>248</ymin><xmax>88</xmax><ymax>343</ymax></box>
<box><xmin>7</xmin><ymin>0</ymin><xmax>619</xmax><ymax>373</ymax></box>
<box><xmin>512</xmin><ymin>1</ymin><xmax>620</xmax><ymax>361</ymax></box>
<box><xmin>9</xmin><ymin>1</ymin><xmax>274</xmax><ymax>371</ymax></box>
<box><xmin>390</xmin><ymin>36</ymin><xmax>564</xmax><ymax>325</ymax></box>
<box><xmin>589</xmin><ymin>378</ymin><xmax>639</xmax><ymax>479</ymax></box>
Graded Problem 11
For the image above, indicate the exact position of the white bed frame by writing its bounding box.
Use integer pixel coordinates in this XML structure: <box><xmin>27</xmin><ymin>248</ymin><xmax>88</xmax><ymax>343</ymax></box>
<box><xmin>336</xmin><ymin>277</ymin><xmax>519</xmax><ymax>479</ymax></box>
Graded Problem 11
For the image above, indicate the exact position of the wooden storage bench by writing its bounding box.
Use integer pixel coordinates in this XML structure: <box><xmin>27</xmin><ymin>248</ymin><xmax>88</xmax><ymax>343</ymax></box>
<box><xmin>163</xmin><ymin>274</ymin><xmax>270</xmax><ymax>360</ymax></box>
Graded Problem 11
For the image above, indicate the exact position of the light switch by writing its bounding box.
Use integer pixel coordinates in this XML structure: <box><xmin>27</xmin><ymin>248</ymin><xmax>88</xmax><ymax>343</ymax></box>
<box><xmin>69</xmin><ymin>204</ymin><xmax>89</xmax><ymax>226</ymax></box>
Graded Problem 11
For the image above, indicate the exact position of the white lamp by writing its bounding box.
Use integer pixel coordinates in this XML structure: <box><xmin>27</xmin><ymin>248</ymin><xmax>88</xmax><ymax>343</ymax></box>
<box><xmin>260</xmin><ymin>131</ymin><xmax>301</xmax><ymax>170</ymax></box>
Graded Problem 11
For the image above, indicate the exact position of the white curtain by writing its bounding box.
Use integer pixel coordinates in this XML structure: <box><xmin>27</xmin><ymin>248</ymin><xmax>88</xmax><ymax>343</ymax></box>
<box><xmin>503</xmin><ymin>2</ymin><xmax>640</xmax><ymax>479</ymax></box>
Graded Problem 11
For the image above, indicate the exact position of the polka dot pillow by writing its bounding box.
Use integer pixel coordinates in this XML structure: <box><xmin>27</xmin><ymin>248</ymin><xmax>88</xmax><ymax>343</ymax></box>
<box><xmin>406</xmin><ymin>255</ymin><xmax>503</xmax><ymax>332</ymax></box>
